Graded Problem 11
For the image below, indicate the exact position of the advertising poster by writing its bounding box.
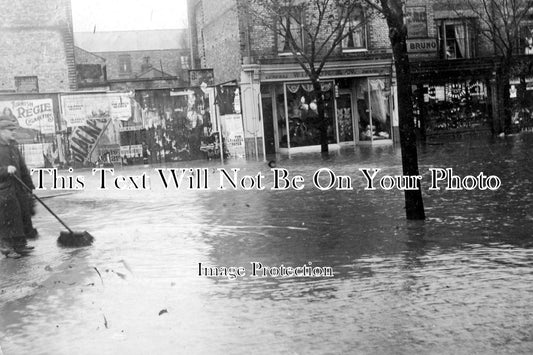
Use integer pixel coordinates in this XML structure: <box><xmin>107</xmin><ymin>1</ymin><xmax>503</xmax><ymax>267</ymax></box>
<box><xmin>61</xmin><ymin>93</ymin><xmax>132</xmax><ymax>127</ymax></box>
<box><xmin>221</xmin><ymin>113</ymin><xmax>245</xmax><ymax>158</ymax></box>
<box><xmin>405</xmin><ymin>6</ymin><xmax>428</xmax><ymax>38</ymax></box>
<box><xmin>0</xmin><ymin>98</ymin><xmax>55</xmax><ymax>134</ymax></box>
<box><xmin>60</xmin><ymin>93</ymin><xmax>128</xmax><ymax>165</ymax></box>
<box><xmin>68</xmin><ymin>119</ymin><xmax>112</xmax><ymax>165</ymax></box>
<box><xmin>97</xmin><ymin>144</ymin><xmax>122</xmax><ymax>165</ymax></box>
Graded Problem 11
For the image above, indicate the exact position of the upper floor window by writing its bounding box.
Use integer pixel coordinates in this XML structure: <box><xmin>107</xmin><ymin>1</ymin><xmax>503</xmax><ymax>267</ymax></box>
<box><xmin>521</xmin><ymin>25</ymin><xmax>533</xmax><ymax>54</ymax></box>
<box><xmin>118</xmin><ymin>54</ymin><xmax>132</xmax><ymax>75</ymax></box>
<box><xmin>141</xmin><ymin>56</ymin><xmax>152</xmax><ymax>72</ymax></box>
<box><xmin>342</xmin><ymin>6</ymin><xmax>367</xmax><ymax>51</ymax></box>
<box><xmin>180</xmin><ymin>55</ymin><xmax>190</xmax><ymax>69</ymax></box>
<box><xmin>438</xmin><ymin>20</ymin><xmax>476</xmax><ymax>59</ymax></box>
<box><xmin>277</xmin><ymin>6</ymin><xmax>304</xmax><ymax>55</ymax></box>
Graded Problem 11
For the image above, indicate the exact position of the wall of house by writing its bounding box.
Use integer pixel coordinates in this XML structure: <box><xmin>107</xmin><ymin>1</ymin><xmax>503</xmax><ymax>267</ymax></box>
<box><xmin>0</xmin><ymin>0</ymin><xmax>77</xmax><ymax>93</ymax></box>
<box><xmin>245</xmin><ymin>2</ymin><xmax>392</xmax><ymax>62</ymax></box>
<box><xmin>93</xmin><ymin>49</ymin><xmax>190</xmax><ymax>81</ymax></box>
<box><xmin>432</xmin><ymin>0</ymin><xmax>496</xmax><ymax>57</ymax></box>
<box><xmin>190</xmin><ymin>0</ymin><xmax>242</xmax><ymax>84</ymax></box>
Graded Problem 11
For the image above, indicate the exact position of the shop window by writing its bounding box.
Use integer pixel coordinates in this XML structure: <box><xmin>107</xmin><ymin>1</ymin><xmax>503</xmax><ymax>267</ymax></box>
<box><xmin>336</xmin><ymin>92</ymin><xmax>354</xmax><ymax>142</ymax></box>
<box><xmin>423</xmin><ymin>81</ymin><xmax>490</xmax><ymax>133</ymax></box>
<box><xmin>277</xmin><ymin>6</ymin><xmax>304</xmax><ymax>55</ymax></box>
<box><xmin>438</xmin><ymin>20</ymin><xmax>475</xmax><ymax>59</ymax></box>
<box><xmin>342</xmin><ymin>6</ymin><xmax>367</xmax><ymax>51</ymax></box>
<box><xmin>356</xmin><ymin>78</ymin><xmax>391</xmax><ymax>142</ymax></box>
<box><xmin>277</xmin><ymin>82</ymin><xmax>335</xmax><ymax>148</ymax></box>
<box><xmin>118</xmin><ymin>54</ymin><xmax>132</xmax><ymax>75</ymax></box>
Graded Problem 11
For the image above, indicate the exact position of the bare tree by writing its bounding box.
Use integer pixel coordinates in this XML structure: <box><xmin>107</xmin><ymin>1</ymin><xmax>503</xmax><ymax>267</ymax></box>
<box><xmin>245</xmin><ymin>0</ymin><xmax>425</xmax><ymax>219</ymax></box>
<box><xmin>447</xmin><ymin>0</ymin><xmax>533</xmax><ymax>133</ymax></box>
<box><xmin>243</xmin><ymin>0</ymin><xmax>373</xmax><ymax>153</ymax></box>
<box><xmin>363</xmin><ymin>0</ymin><xmax>425</xmax><ymax>219</ymax></box>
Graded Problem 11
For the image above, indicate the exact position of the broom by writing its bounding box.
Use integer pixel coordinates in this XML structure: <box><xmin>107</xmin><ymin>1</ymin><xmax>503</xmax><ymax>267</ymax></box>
<box><xmin>13</xmin><ymin>174</ymin><xmax>94</xmax><ymax>247</ymax></box>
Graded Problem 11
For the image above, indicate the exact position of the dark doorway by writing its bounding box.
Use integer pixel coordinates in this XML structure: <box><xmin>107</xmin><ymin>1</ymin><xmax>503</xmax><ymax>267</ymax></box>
<box><xmin>262</xmin><ymin>96</ymin><xmax>276</xmax><ymax>154</ymax></box>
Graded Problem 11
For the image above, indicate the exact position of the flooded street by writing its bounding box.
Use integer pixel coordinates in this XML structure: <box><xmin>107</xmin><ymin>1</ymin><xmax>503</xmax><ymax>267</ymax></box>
<box><xmin>1</xmin><ymin>133</ymin><xmax>532</xmax><ymax>354</ymax></box>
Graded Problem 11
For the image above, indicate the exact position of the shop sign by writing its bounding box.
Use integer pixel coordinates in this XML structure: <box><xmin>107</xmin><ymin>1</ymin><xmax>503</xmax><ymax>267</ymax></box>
<box><xmin>61</xmin><ymin>93</ymin><xmax>132</xmax><ymax>127</ymax></box>
<box><xmin>221</xmin><ymin>114</ymin><xmax>245</xmax><ymax>158</ymax></box>
<box><xmin>0</xmin><ymin>98</ymin><xmax>55</xmax><ymax>134</ymax></box>
<box><xmin>119</xmin><ymin>123</ymin><xmax>143</xmax><ymax>132</ymax></box>
<box><xmin>120</xmin><ymin>144</ymin><xmax>143</xmax><ymax>158</ymax></box>
<box><xmin>510</xmin><ymin>77</ymin><xmax>533</xmax><ymax>85</ymax></box>
<box><xmin>262</xmin><ymin>67</ymin><xmax>390</xmax><ymax>82</ymax></box>
<box><xmin>407</xmin><ymin>38</ymin><xmax>437</xmax><ymax>53</ymax></box>
<box><xmin>405</xmin><ymin>6</ymin><xmax>428</xmax><ymax>38</ymax></box>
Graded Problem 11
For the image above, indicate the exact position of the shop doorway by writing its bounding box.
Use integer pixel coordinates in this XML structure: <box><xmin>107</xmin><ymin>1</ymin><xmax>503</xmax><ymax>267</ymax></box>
<box><xmin>336</xmin><ymin>91</ymin><xmax>354</xmax><ymax>143</ymax></box>
<box><xmin>261</xmin><ymin>95</ymin><xmax>276</xmax><ymax>154</ymax></box>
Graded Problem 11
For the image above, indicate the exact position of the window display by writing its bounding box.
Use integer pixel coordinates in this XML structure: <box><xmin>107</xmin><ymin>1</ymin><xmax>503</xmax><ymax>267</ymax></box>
<box><xmin>278</xmin><ymin>82</ymin><xmax>335</xmax><ymax>148</ymax></box>
<box><xmin>421</xmin><ymin>81</ymin><xmax>490</xmax><ymax>133</ymax></box>
<box><xmin>356</xmin><ymin>78</ymin><xmax>392</xmax><ymax>142</ymax></box>
<box><xmin>336</xmin><ymin>93</ymin><xmax>354</xmax><ymax>142</ymax></box>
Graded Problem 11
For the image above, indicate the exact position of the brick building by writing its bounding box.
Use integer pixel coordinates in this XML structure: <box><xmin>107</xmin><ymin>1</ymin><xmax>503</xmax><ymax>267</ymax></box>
<box><xmin>0</xmin><ymin>0</ymin><xmax>77</xmax><ymax>93</ymax></box>
<box><xmin>188</xmin><ymin>0</ymin><xmax>398</xmax><ymax>157</ymax></box>
<box><xmin>407</xmin><ymin>0</ymin><xmax>500</xmax><ymax>137</ymax></box>
<box><xmin>74</xmin><ymin>29</ymin><xmax>190</xmax><ymax>89</ymax></box>
<box><xmin>189</xmin><ymin>0</ymin><xmax>533</xmax><ymax>157</ymax></box>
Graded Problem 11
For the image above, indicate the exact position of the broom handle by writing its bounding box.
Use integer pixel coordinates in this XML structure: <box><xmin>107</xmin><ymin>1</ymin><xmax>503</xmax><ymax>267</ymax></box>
<box><xmin>12</xmin><ymin>174</ymin><xmax>74</xmax><ymax>234</ymax></box>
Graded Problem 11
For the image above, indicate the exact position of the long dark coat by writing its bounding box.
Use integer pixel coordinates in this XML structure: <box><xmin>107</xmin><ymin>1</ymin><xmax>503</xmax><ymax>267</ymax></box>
<box><xmin>0</xmin><ymin>137</ymin><xmax>35</xmax><ymax>244</ymax></box>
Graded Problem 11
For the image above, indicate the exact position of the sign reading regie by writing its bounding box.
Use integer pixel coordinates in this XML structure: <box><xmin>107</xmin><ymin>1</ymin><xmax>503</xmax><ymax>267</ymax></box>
<box><xmin>0</xmin><ymin>99</ymin><xmax>55</xmax><ymax>134</ymax></box>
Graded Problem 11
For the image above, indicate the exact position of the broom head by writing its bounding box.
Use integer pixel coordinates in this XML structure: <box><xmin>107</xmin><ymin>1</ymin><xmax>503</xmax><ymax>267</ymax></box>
<box><xmin>57</xmin><ymin>231</ymin><xmax>94</xmax><ymax>247</ymax></box>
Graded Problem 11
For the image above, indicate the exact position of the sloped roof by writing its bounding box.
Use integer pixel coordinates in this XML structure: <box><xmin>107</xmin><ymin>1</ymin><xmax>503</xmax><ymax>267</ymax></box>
<box><xmin>74</xmin><ymin>29</ymin><xmax>188</xmax><ymax>53</ymax></box>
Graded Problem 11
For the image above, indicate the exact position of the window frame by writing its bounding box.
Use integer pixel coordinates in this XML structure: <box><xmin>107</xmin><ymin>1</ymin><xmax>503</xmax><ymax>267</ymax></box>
<box><xmin>341</xmin><ymin>5</ymin><xmax>368</xmax><ymax>53</ymax></box>
<box><xmin>180</xmin><ymin>55</ymin><xmax>190</xmax><ymax>69</ymax></box>
<box><xmin>520</xmin><ymin>24</ymin><xmax>533</xmax><ymax>55</ymax></box>
<box><xmin>118</xmin><ymin>54</ymin><xmax>132</xmax><ymax>76</ymax></box>
<box><xmin>276</xmin><ymin>6</ymin><xmax>305</xmax><ymax>56</ymax></box>
<box><xmin>437</xmin><ymin>19</ymin><xmax>476</xmax><ymax>60</ymax></box>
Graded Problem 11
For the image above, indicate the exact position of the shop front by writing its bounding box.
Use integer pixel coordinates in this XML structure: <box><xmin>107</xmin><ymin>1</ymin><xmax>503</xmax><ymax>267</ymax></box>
<box><xmin>123</xmin><ymin>87</ymin><xmax>218</xmax><ymax>163</ymax></box>
<box><xmin>414</xmin><ymin>81</ymin><xmax>491</xmax><ymax>136</ymax></box>
<box><xmin>410</xmin><ymin>58</ymin><xmax>497</xmax><ymax>138</ymax></box>
<box><xmin>244</xmin><ymin>60</ymin><xmax>396</xmax><ymax>155</ymax></box>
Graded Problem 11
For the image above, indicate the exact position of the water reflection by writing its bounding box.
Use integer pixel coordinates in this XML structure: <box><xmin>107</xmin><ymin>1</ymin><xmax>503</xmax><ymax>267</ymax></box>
<box><xmin>1</xmin><ymin>133</ymin><xmax>532</xmax><ymax>354</ymax></box>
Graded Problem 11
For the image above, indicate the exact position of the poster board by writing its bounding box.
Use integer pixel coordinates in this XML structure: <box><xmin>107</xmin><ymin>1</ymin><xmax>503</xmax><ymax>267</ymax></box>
<box><xmin>0</xmin><ymin>98</ymin><xmax>55</xmax><ymax>134</ymax></box>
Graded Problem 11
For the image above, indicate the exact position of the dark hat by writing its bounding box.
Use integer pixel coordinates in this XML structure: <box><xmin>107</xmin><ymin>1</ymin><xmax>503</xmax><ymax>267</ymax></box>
<box><xmin>0</xmin><ymin>116</ymin><xmax>18</xmax><ymax>130</ymax></box>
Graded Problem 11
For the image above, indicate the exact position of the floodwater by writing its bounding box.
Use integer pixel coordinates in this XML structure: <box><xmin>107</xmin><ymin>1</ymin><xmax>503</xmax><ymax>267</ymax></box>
<box><xmin>1</xmin><ymin>133</ymin><xmax>532</xmax><ymax>354</ymax></box>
